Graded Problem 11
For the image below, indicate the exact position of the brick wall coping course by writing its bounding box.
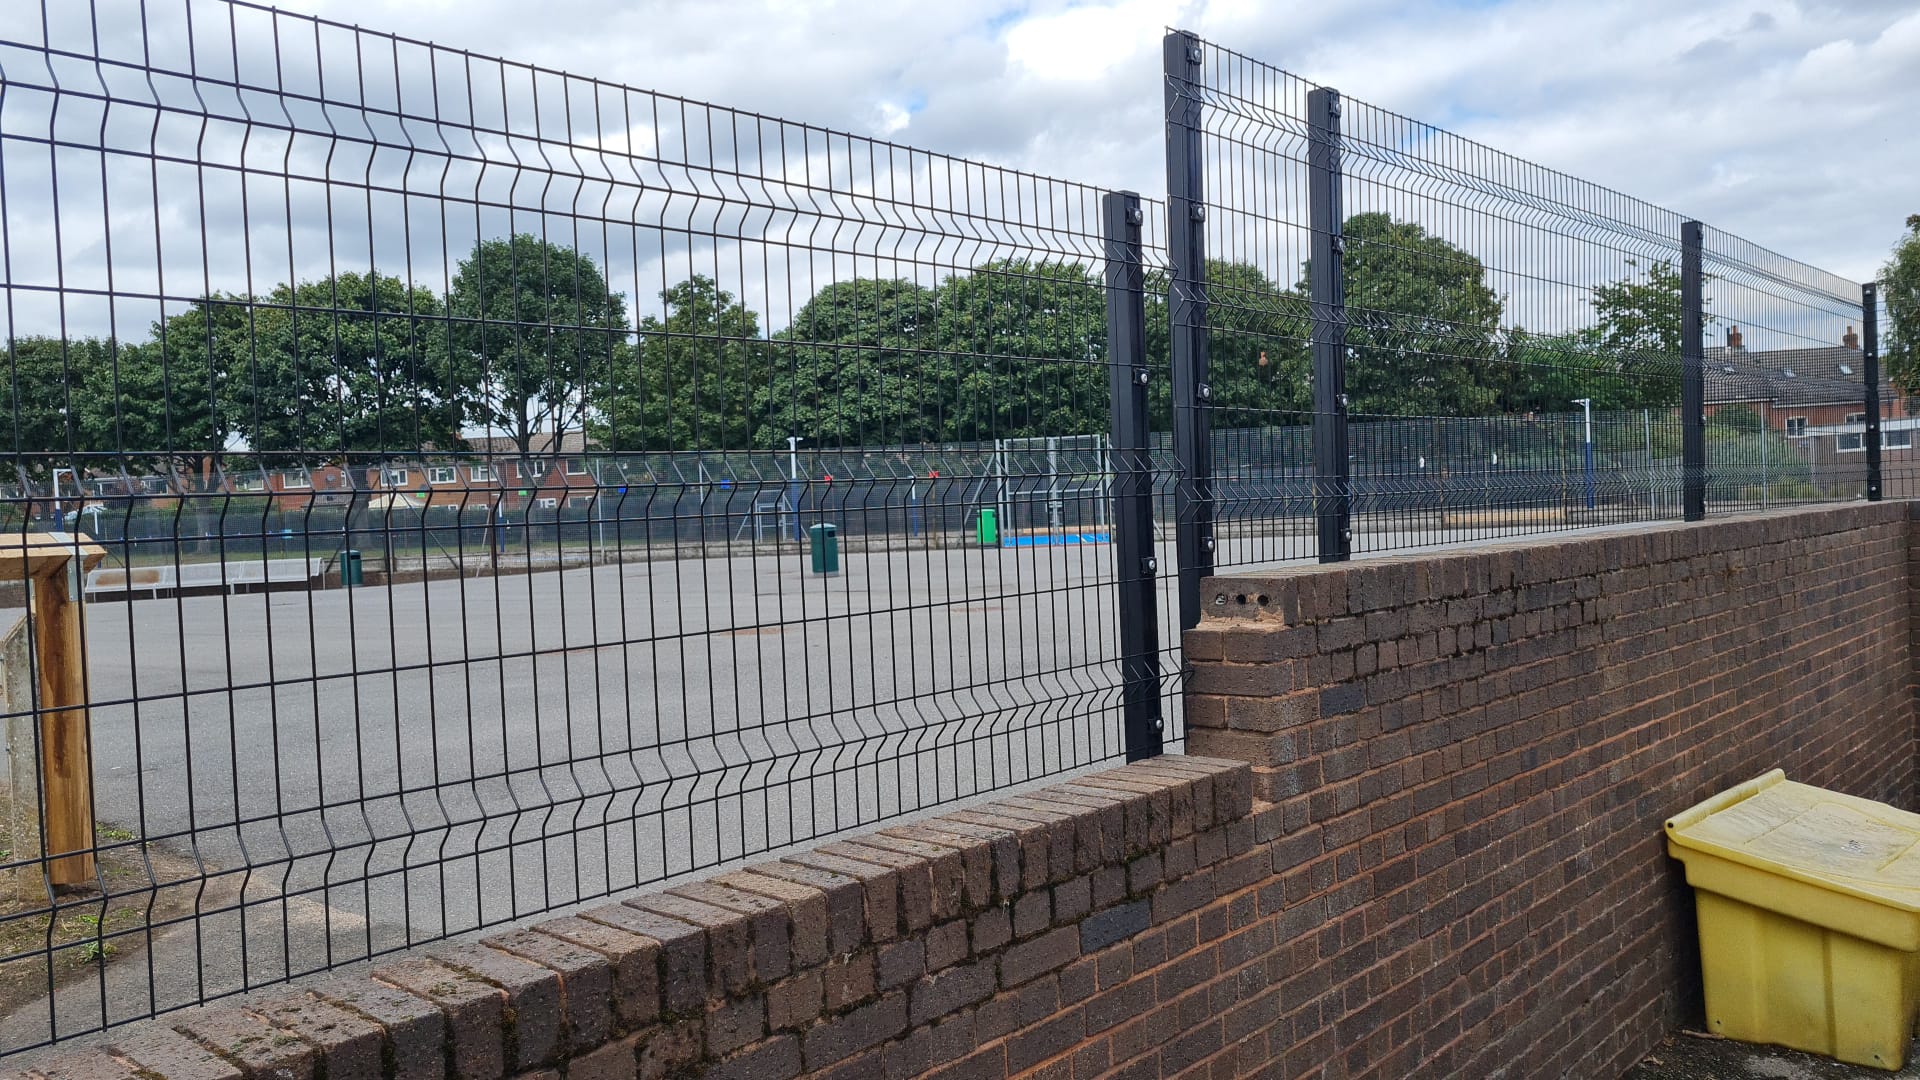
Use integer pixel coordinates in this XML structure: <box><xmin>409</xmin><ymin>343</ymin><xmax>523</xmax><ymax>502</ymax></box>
<box><xmin>4</xmin><ymin>756</ymin><xmax>1254</xmax><ymax>1080</ymax></box>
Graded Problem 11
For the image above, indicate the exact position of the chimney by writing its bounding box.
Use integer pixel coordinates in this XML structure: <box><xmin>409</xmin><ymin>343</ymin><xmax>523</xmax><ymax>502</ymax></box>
<box><xmin>1843</xmin><ymin>325</ymin><xmax>1859</xmax><ymax>349</ymax></box>
<box><xmin>1727</xmin><ymin>325</ymin><xmax>1743</xmax><ymax>350</ymax></box>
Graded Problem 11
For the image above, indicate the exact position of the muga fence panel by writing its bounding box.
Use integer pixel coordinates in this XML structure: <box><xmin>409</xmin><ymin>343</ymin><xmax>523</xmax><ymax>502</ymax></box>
<box><xmin>0</xmin><ymin>0</ymin><xmax>1172</xmax><ymax>1049</ymax></box>
<box><xmin>1163</xmin><ymin>30</ymin><xmax>1870</xmax><ymax>610</ymax></box>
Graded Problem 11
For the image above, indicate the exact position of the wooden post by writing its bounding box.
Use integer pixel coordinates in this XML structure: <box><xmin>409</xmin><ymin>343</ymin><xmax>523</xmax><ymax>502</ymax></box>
<box><xmin>1</xmin><ymin>532</ymin><xmax>105</xmax><ymax>886</ymax></box>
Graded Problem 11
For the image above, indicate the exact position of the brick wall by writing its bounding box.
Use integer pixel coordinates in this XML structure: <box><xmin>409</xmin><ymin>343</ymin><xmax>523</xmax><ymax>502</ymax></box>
<box><xmin>7</xmin><ymin>503</ymin><xmax>1915</xmax><ymax>1080</ymax></box>
<box><xmin>1183</xmin><ymin>501</ymin><xmax>1917</xmax><ymax>1077</ymax></box>
<box><xmin>3</xmin><ymin>757</ymin><xmax>1271</xmax><ymax>1080</ymax></box>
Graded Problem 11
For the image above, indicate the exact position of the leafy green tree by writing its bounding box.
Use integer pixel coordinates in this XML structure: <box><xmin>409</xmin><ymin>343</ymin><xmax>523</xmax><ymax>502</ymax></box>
<box><xmin>1708</xmin><ymin>403</ymin><xmax>1763</xmax><ymax>433</ymax></box>
<box><xmin>1145</xmin><ymin>262</ymin><xmax>1312</xmax><ymax>431</ymax></box>
<box><xmin>592</xmin><ymin>275</ymin><xmax>767</xmax><ymax>451</ymax></box>
<box><xmin>758</xmin><ymin>277</ymin><xmax>942</xmax><ymax>447</ymax></box>
<box><xmin>447</xmin><ymin>234</ymin><xmax>629</xmax><ymax>456</ymax></box>
<box><xmin>933</xmin><ymin>259</ymin><xmax>1108</xmax><ymax>441</ymax></box>
<box><xmin>1588</xmin><ymin>259</ymin><xmax>1685</xmax><ymax>358</ymax></box>
<box><xmin>1884</xmin><ymin>215</ymin><xmax>1920</xmax><ymax>397</ymax></box>
<box><xmin>1579</xmin><ymin>258</ymin><xmax>1690</xmax><ymax>408</ymax></box>
<box><xmin>748</xmin><ymin>258</ymin><xmax>1307</xmax><ymax>449</ymax></box>
<box><xmin>1495</xmin><ymin>330</ymin><xmax>1659</xmax><ymax>414</ymax></box>
<box><xmin>222</xmin><ymin>272</ymin><xmax>458</xmax><ymax>457</ymax></box>
<box><xmin>1329</xmin><ymin>213</ymin><xmax>1505</xmax><ymax>418</ymax></box>
<box><xmin>5</xmin><ymin>336</ymin><xmax>98</xmax><ymax>466</ymax></box>
<box><xmin>97</xmin><ymin>302</ymin><xmax>240</xmax><ymax>482</ymax></box>
<box><xmin>1490</xmin><ymin>258</ymin><xmax>1693</xmax><ymax>415</ymax></box>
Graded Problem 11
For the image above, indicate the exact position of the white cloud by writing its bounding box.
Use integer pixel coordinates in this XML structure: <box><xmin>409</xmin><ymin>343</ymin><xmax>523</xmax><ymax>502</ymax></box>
<box><xmin>874</xmin><ymin>102</ymin><xmax>914</xmax><ymax>136</ymax></box>
<box><xmin>1003</xmin><ymin>0</ymin><xmax>1184</xmax><ymax>83</ymax></box>
<box><xmin>8</xmin><ymin>0</ymin><xmax>1915</xmax><ymax>339</ymax></box>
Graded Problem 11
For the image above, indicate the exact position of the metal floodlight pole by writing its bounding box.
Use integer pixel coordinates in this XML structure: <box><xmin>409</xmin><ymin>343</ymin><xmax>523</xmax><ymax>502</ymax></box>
<box><xmin>1681</xmin><ymin>220</ymin><xmax>1706</xmax><ymax>521</ymax></box>
<box><xmin>1573</xmin><ymin>398</ymin><xmax>1594</xmax><ymax>510</ymax></box>
<box><xmin>1308</xmin><ymin>85</ymin><xmax>1351</xmax><ymax>563</ymax></box>
<box><xmin>1104</xmin><ymin>190</ymin><xmax>1164</xmax><ymax>761</ymax></box>
<box><xmin>1864</xmin><ymin>282</ymin><xmax>1883</xmax><ymax>502</ymax></box>
<box><xmin>1165</xmin><ymin>29</ymin><xmax>1212</xmax><ymax>629</ymax></box>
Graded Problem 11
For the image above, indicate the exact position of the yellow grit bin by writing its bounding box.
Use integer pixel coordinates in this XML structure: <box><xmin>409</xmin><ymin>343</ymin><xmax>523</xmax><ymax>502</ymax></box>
<box><xmin>1666</xmin><ymin>770</ymin><xmax>1920</xmax><ymax>1071</ymax></box>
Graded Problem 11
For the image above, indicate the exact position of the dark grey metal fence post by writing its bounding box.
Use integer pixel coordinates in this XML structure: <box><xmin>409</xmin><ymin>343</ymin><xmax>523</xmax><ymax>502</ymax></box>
<box><xmin>1308</xmin><ymin>87</ymin><xmax>1350</xmax><ymax>562</ymax></box>
<box><xmin>1165</xmin><ymin>29</ymin><xmax>1212</xmax><ymax>630</ymax></box>
<box><xmin>1682</xmin><ymin>220</ymin><xmax>1706</xmax><ymax>521</ymax></box>
<box><xmin>1105</xmin><ymin>191</ymin><xmax>1164</xmax><ymax>762</ymax></box>
<box><xmin>1865</xmin><ymin>281</ymin><xmax>1883</xmax><ymax>502</ymax></box>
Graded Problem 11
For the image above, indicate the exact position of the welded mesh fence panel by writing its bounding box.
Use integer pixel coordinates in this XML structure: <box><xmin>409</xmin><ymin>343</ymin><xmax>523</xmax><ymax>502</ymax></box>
<box><xmin>1173</xmin><ymin>37</ymin><xmax>1865</xmax><ymax>569</ymax></box>
<box><xmin>1179</xmin><ymin>43</ymin><xmax>1687</xmax><ymax>564</ymax></box>
<box><xmin>1337</xmin><ymin>83</ymin><xmax>1695</xmax><ymax>547</ymax></box>
<box><xmin>0</xmin><ymin>0</ymin><xmax>1175</xmax><ymax>1048</ymax></box>
<box><xmin>1700</xmin><ymin>227</ymin><xmax>1875</xmax><ymax>506</ymax></box>
<box><xmin>1171</xmin><ymin>46</ymin><xmax>1319</xmax><ymax>568</ymax></box>
<box><xmin>1879</xmin><ymin>282</ymin><xmax>1919</xmax><ymax>498</ymax></box>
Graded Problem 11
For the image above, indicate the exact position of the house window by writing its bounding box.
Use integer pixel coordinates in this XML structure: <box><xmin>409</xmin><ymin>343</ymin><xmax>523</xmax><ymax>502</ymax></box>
<box><xmin>470</xmin><ymin>464</ymin><xmax>496</xmax><ymax>483</ymax></box>
<box><xmin>382</xmin><ymin>467</ymin><xmax>410</xmax><ymax>487</ymax></box>
<box><xmin>1846</xmin><ymin>412</ymin><xmax>1866</xmax><ymax>424</ymax></box>
<box><xmin>142</xmin><ymin>476</ymin><xmax>170</xmax><ymax>494</ymax></box>
<box><xmin>427</xmin><ymin>466</ymin><xmax>458</xmax><ymax>485</ymax></box>
<box><xmin>565</xmin><ymin>458</ymin><xmax>588</xmax><ymax>476</ymax></box>
<box><xmin>1784</xmin><ymin>417</ymin><xmax>1807</xmax><ymax>437</ymax></box>
<box><xmin>524</xmin><ymin>459</ymin><xmax>551</xmax><ymax>478</ymax></box>
<box><xmin>1886</xmin><ymin>430</ymin><xmax>1913</xmax><ymax>450</ymax></box>
<box><xmin>280</xmin><ymin>472</ymin><xmax>311</xmax><ymax>490</ymax></box>
<box><xmin>233</xmin><ymin>475</ymin><xmax>265</xmax><ymax>492</ymax></box>
<box><xmin>1838</xmin><ymin>432</ymin><xmax>1865</xmax><ymax>452</ymax></box>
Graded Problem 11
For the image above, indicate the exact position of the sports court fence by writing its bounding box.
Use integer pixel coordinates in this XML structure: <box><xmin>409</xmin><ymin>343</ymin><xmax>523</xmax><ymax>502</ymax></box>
<box><xmin>0</xmin><ymin>3</ymin><xmax>1888</xmax><ymax>1051</ymax></box>
<box><xmin>1161</xmin><ymin>32</ymin><xmax>1878</xmax><ymax>626</ymax></box>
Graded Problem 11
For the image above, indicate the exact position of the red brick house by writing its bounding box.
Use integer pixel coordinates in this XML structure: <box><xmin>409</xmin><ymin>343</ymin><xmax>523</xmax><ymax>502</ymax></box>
<box><xmin>1705</xmin><ymin>324</ymin><xmax>1900</xmax><ymax>434</ymax></box>
<box><xmin>229</xmin><ymin>432</ymin><xmax>607</xmax><ymax>515</ymax></box>
<box><xmin>462</xmin><ymin>432</ymin><xmax>602</xmax><ymax>513</ymax></box>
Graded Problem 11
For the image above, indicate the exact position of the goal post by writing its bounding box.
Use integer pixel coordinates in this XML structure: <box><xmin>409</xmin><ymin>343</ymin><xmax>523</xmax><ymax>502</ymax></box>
<box><xmin>989</xmin><ymin>434</ymin><xmax>1113</xmax><ymax>544</ymax></box>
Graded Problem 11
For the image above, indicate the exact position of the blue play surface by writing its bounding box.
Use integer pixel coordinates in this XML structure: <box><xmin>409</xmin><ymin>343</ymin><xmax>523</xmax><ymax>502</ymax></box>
<box><xmin>1002</xmin><ymin>532</ymin><xmax>1111</xmax><ymax>547</ymax></box>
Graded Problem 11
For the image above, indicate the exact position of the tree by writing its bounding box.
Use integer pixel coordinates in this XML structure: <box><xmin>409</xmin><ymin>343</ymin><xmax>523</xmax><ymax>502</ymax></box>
<box><xmin>932</xmin><ymin>259</ymin><xmax>1108</xmax><ymax>441</ymax></box>
<box><xmin>592</xmin><ymin>275</ymin><xmax>767</xmax><ymax>452</ymax></box>
<box><xmin>1884</xmin><ymin>215</ymin><xmax>1920</xmax><ymax>397</ymax></box>
<box><xmin>1328</xmin><ymin>213</ymin><xmax>1505</xmax><ymax>418</ymax></box>
<box><xmin>1708</xmin><ymin>403</ymin><xmax>1763</xmax><ymax>433</ymax></box>
<box><xmin>758</xmin><ymin>277</ymin><xmax>942</xmax><ymax>448</ymax></box>
<box><xmin>5</xmin><ymin>337</ymin><xmax>97</xmax><ymax>467</ymax></box>
<box><xmin>1495</xmin><ymin>330</ymin><xmax>1662</xmax><ymax>415</ymax></box>
<box><xmin>232</xmin><ymin>273</ymin><xmax>458</xmax><ymax>457</ymax></box>
<box><xmin>99</xmin><ymin>301</ymin><xmax>241</xmax><ymax>483</ymax></box>
<box><xmin>1145</xmin><ymin>262</ymin><xmax>1312</xmax><ymax>432</ymax></box>
<box><xmin>447</xmin><ymin>234</ymin><xmax>629</xmax><ymax>456</ymax></box>
<box><xmin>746</xmin><ymin>258</ymin><xmax>1306</xmax><ymax>450</ymax></box>
<box><xmin>1580</xmin><ymin>258</ymin><xmax>1690</xmax><ymax>409</ymax></box>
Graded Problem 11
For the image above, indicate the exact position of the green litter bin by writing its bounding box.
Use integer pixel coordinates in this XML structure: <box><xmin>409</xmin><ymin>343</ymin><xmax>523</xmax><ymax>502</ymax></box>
<box><xmin>341</xmin><ymin>549</ymin><xmax>363</xmax><ymax>587</ymax></box>
<box><xmin>808</xmin><ymin>523</ymin><xmax>839</xmax><ymax>574</ymax></box>
<box><xmin>977</xmin><ymin>508</ymin><xmax>999</xmax><ymax>546</ymax></box>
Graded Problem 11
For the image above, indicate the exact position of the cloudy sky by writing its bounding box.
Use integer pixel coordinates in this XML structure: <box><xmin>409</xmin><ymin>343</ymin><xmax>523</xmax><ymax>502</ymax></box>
<box><xmin>2</xmin><ymin>0</ymin><xmax>1913</xmax><ymax>348</ymax></box>
<box><xmin>273</xmin><ymin>0</ymin><xmax>1917</xmax><ymax>285</ymax></box>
